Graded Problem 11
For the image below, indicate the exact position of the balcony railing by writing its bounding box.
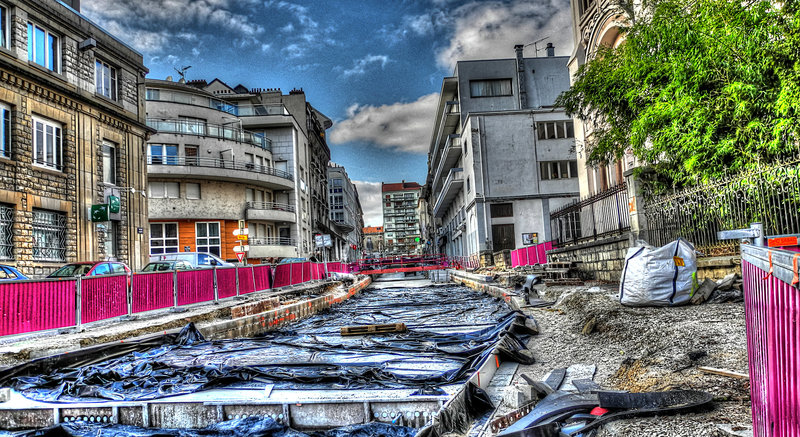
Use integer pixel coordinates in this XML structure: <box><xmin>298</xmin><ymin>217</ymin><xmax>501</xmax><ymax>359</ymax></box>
<box><xmin>145</xmin><ymin>88</ymin><xmax>238</xmax><ymax>115</ymax></box>
<box><xmin>245</xmin><ymin>202</ymin><xmax>296</xmax><ymax>213</ymax></box>
<box><xmin>236</xmin><ymin>103</ymin><xmax>288</xmax><ymax>117</ymax></box>
<box><xmin>147</xmin><ymin>156</ymin><xmax>294</xmax><ymax>181</ymax></box>
<box><xmin>147</xmin><ymin>118</ymin><xmax>271</xmax><ymax>151</ymax></box>
<box><xmin>250</xmin><ymin>237</ymin><xmax>297</xmax><ymax>246</ymax></box>
<box><xmin>433</xmin><ymin>134</ymin><xmax>462</xmax><ymax>188</ymax></box>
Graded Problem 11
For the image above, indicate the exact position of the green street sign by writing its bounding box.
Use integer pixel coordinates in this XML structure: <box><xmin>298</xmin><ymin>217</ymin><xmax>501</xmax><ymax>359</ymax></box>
<box><xmin>108</xmin><ymin>195</ymin><xmax>120</xmax><ymax>213</ymax></box>
<box><xmin>415</xmin><ymin>237</ymin><xmax>420</xmax><ymax>242</ymax></box>
<box><xmin>91</xmin><ymin>204</ymin><xmax>109</xmax><ymax>222</ymax></box>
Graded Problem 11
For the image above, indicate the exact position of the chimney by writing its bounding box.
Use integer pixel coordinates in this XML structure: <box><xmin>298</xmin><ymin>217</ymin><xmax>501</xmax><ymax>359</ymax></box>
<box><xmin>546</xmin><ymin>43</ymin><xmax>555</xmax><ymax>57</ymax></box>
<box><xmin>515</xmin><ymin>44</ymin><xmax>527</xmax><ymax>108</ymax></box>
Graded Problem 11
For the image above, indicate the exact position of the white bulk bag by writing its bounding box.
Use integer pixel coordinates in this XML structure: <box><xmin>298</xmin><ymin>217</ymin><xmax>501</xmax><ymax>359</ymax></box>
<box><xmin>619</xmin><ymin>238</ymin><xmax>697</xmax><ymax>307</ymax></box>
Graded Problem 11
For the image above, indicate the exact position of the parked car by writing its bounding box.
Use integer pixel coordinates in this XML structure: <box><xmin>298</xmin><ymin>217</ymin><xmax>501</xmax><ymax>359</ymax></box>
<box><xmin>0</xmin><ymin>264</ymin><xmax>28</xmax><ymax>281</ymax></box>
<box><xmin>149</xmin><ymin>252</ymin><xmax>234</xmax><ymax>268</ymax></box>
<box><xmin>47</xmin><ymin>261</ymin><xmax>131</xmax><ymax>278</ymax></box>
<box><xmin>140</xmin><ymin>260</ymin><xmax>193</xmax><ymax>272</ymax></box>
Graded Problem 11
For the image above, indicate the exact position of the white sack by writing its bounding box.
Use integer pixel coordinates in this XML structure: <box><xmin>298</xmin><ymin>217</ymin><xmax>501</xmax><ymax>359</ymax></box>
<box><xmin>619</xmin><ymin>238</ymin><xmax>697</xmax><ymax>307</ymax></box>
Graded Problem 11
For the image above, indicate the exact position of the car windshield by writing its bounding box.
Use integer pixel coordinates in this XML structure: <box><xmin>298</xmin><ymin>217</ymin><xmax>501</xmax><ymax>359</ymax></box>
<box><xmin>49</xmin><ymin>264</ymin><xmax>93</xmax><ymax>277</ymax></box>
<box><xmin>142</xmin><ymin>262</ymin><xmax>173</xmax><ymax>272</ymax></box>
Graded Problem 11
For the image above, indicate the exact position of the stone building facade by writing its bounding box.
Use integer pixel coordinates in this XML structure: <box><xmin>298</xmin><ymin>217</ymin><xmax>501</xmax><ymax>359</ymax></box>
<box><xmin>0</xmin><ymin>0</ymin><xmax>149</xmax><ymax>276</ymax></box>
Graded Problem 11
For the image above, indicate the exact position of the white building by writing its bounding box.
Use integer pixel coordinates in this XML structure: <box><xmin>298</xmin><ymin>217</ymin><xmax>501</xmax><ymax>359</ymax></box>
<box><xmin>426</xmin><ymin>46</ymin><xmax>579</xmax><ymax>263</ymax></box>
<box><xmin>327</xmin><ymin>163</ymin><xmax>363</xmax><ymax>262</ymax></box>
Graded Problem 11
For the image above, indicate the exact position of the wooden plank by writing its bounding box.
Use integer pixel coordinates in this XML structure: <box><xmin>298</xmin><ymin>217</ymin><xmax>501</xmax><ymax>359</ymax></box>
<box><xmin>698</xmin><ymin>366</ymin><xmax>749</xmax><ymax>379</ymax></box>
<box><xmin>340</xmin><ymin>323</ymin><xmax>407</xmax><ymax>336</ymax></box>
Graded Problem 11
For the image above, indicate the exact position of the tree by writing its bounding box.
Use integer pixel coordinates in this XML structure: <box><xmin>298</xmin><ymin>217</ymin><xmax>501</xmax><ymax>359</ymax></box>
<box><xmin>557</xmin><ymin>0</ymin><xmax>800</xmax><ymax>190</ymax></box>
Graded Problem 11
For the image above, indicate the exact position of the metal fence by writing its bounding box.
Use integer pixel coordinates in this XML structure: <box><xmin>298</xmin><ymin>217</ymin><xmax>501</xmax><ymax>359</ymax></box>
<box><xmin>550</xmin><ymin>183</ymin><xmax>630</xmax><ymax>246</ymax></box>
<box><xmin>644</xmin><ymin>158</ymin><xmax>800</xmax><ymax>256</ymax></box>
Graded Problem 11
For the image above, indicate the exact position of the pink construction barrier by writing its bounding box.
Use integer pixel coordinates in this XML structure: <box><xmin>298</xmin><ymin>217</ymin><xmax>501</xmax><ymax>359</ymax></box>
<box><xmin>290</xmin><ymin>262</ymin><xmax>303</xmax><ymax>285</ymax></box>
<box><xmin>131</xmin><ymin>272</ymin><xmax>173</xmax><ymax>313</ymax></box>
<box><xmin>273</xmin><ymin>264</ymin><xmax>291</xmax><ymax>288</ymax></box>
<box><xmin>237</xmin><ymin>267</ymin><xmax>256</xmax><ymax>295</ymax></box>
<box><xmin>302</xmin><ymin>262</ymin><xmax>312</xmax><ymax>283</ymax></box>
<box><xmin>0</xmin><ymin>278</ymin><xmax>76</xmax><ymax>336</ymax></box>
<box><xmin>80</xmin><ymin>274</ymin><xmax>129</xmax><ymax>324</ymax></box>
<box><xmin>742</xmin><ymin>258</ymin><xmax>800</xmax><ymax>436</ymax></box>
<box><xmin>253</xmin><ymin>265</ymin><xmax>271</xmax><ymax>291</ymax></box>
<box><xmin>216</xmin><ymin>267</ymin><xmax>237</xmax><ymax>299</ymax></box>
<box><xmin>176</xmin><ymin>269</ymin><xmax>215</xmax><ymax>305</ymax></box>
<box><xmin>511</xmin><ymin>241</ymin><xmax>554</xmax><ymax>267</ymax></box>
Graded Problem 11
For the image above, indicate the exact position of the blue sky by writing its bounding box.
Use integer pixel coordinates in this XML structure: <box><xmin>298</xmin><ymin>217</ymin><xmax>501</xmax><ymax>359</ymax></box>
<box><xmin>84</xmin><ymin>0</ymin><xmax>573</xmax><ymax>225</ymax></box>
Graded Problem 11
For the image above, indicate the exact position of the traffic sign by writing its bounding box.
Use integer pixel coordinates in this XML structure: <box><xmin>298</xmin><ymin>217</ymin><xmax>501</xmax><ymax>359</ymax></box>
<box><xmin>236</xmin><ymin>234</ymin><xmax>249</xmax><ymax>240</ymax></box>
<box><xmin>235</xmin><ymin>252</ymin><xmax>245</xmax><ymax>263</ymax></box>
<box><xmin>233</xmin><ymin>245</ymin><xmax>250</xmax><ymax>252</ymax></box>
<box><xmin>233</xmin><ymin>228</ymin><xmax>249</xmax><ymax>236</ymax></box>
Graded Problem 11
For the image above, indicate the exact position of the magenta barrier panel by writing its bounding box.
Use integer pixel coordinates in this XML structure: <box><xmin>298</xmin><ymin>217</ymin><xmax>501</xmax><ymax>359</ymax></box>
<box><xmin>290</xmin><ymin>262</ymin><xmax>303</xmax><ymax>285</ymax></box>
<box><xmin>80</xmin><ymin>274</ymin><xmax>129</xmax><ymax>324</ymax></box>
<box><xmin>310</xmin><ymin>263</ymin><xmax>320</xmax><ymax>280</ymax></box>
<box><xmin>510</xmin><ymin>250</ymin><xmax>520</xmax><ymax>268</ymax></box>
<box><xmin>302</xmin><ymin>262</ymin><xmax>312</xmax><ymax>282</ymax></box>
<box><xmin>526</xmin><ymin>246</ymin><xmax>538</xmax><ymax>265</ymax></box>
<box><xmin>0</xmin><ymin>279</ymin><xmax>76</xmax><ymax>336</ymax></box>
<box><xmin>131</xmin><ymin>272</ymin><xmax>174</xmax><ymax>313</ymax></box>
<box><xmin>216</xmin><ymin>268</ymin><xmax>237</xmax><ymax>299</ymax></box>
<box><xmin>253</xmin><ymin>265</ymin><xmax>271</xmax><ymax>291</ymax></box>
<box><xmin>176</xmin><ymin>269</ymin><xmax>215</xmax><ymax>306</ymax></box>
<box><xmin>237</xmin><ymin>267</ymin><xmax>256</xmax><ymax>295</ymax></box>
<box><xmin>273</xmin><ymin>264</ymin><xmax>291</xmax><ymax>288</ymax></box>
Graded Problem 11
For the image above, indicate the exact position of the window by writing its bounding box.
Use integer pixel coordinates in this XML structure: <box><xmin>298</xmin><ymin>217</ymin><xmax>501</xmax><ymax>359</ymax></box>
<box><xmin>105</xmin><ymin>222</ymin><xmax>117</xmax><ymax>259</ymax></box>
<box><xmin>0</xmin><ymin>203</ymin><xmax>12</xmax><ymax>260</ymax></box>
<box><xmin>0</xmin><ymin>103</ymin><xmax>9</xmax><ymax>159</ymax></box>
<box><xmin>470</xmin><ymin>79</ymin><xmax>512</xmax><ymax>97</ymax></box>
<box><xmin>95</xmin><ymin>60</ymin><xmax>117</xmax><ymax>100</ymax></box>
<box><xmin>145</xmin><ymin>89</ymin><xmax>160</xmax><ymax>100</ymax></box>
<box><xmin>466</xmin><ymin>176</ymin><xmax>471</xmax><ymax>193</ymax></box>
<box><xmin>196</xmin><ymin>222</ymin><xmax>221</xmax><ymax>256</ymax></box>
<box><xmin>148</xmin><ymin>144</ymin><xmax>178</xmax><ymax>165</ymax></box>
<box><xmin>490</xmin><ymin>203</ymin><xmax>514</xmax><ymax>218</ymax></box>
<box><xmin>0</xmin><ymin>5</ymin><xmax>7</xmax><ymax>49</ymax></box>
<box><xmin>179</xmin><ymin>116</ymin><xmax>206</xmax><ymax>135</ymax></box>
<box><xmin>27</xmin><ymin>22</ymin><xmax>59</xmax><ymax>72</ymax></box>
<box><xmin>186</xmin><ymin>183</ymin><xmax>200</xmax><ymax>200</ymax></box>
<box><xmin>150</xmin><ymin>223</ymin><xmax>178</xmax><ymax>254</ymax></box>
<box><xmin>32</xmin><ymin>209</ymin><xmax>66</xmax><ymax>261</ymax></box>
<box><xmin>537</xmin><ymin>121</ymin><xmax>575</xmax><ymax>140</ymax></box>
<box><xmin>32</xmin><ymin>116</ymin><xmax>62</xmax><ymax>170</ymax></box>
<box><xmin>540</xmin><ymin>160</ymin><xmax>579</xmax><ymax>180</ymax></box>
<box><xmin>185</xmin><ymin>145</ymin><xmax>198</xmax><ymax>165</ymax></box>
<box><xmin>102</xmin><ymin>142</ymin><xmax>116</xmax><ymax>184</ymax></box>
<box><xmin>149</xmin><ymin>181</ymin><xmax>179</xmax><ymax>198</ymax></box>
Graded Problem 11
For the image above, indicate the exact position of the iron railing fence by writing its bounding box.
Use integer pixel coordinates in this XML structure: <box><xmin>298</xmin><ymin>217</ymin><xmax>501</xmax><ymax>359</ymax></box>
<box><xmin>643</xmin><ymin>158</ymin><xmax>800</xmax><ymax>256</ymax></box>
<box><xmin>245</xmin><ymin>202</ymin><xmax>295</xmax><ymax>213</ymax></box>
<box><xmin>550</xmin><ymin>183</ymin><xmax>629</xmax><ymax>246</ymax></box>
<box><xmin>147</xmin><ymin>156</ymin><xmax>294</xmax><ymax>181</ymax></box>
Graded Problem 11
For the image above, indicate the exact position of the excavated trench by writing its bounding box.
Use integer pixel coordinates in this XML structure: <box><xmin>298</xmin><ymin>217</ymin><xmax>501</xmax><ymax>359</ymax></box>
<box><xmin>0</xmin><ymin>275</ymin><xmax>536</xmax><ymax>436</ymax></box>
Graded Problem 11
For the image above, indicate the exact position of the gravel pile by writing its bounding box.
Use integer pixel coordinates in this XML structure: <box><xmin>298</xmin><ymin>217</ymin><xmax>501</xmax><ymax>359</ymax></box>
<box><xmin>509</xmin><ymin>283</ymin><xmax>751</xmax><ymax>437</ymax></box>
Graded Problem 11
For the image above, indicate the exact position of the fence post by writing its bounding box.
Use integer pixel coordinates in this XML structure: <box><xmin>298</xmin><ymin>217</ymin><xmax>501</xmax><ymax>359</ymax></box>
<box><xmin>625</xmin><ymin>169</ymin><xmax>650</xmax><ymax>244</ymax></box>
<box><xmin>172</xmin><ymin>270</ymin><xmax>178</xmax><ymax>309</ymax></box>
<box><xmin>289</xmin><ymin>262</ymin><xmax>293</xmax><ymax>286</ymax></box>
<box><xmin>127</xmin><ymin>273</ymin><xmax>132</xmax><ymax>316</ymax></box>
<box><xmin>251</xmin><ymin>266</ymin><xmax>256</xmax><ymax>292</ymax></box>
<box><xmin>235</xmin><ymin>266</ymin><xmax>240</xmax><ymax>296</ymax></box>
<box><xmin>76</xmin><ymin>276</ymin><xmax>82</xmax><ymax>331</ymax></box>
<box><xmin>213</xmin><ymin>267</ymin><xmax>219</xmax><ymax>302</ymax></box>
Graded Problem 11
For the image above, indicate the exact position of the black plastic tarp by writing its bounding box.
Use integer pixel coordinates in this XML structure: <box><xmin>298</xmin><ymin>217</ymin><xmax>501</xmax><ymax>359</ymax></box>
<box><xmin>4</xmin><ymin>286</ymin><xmax>537</xmax><ymax>403</ymax></box>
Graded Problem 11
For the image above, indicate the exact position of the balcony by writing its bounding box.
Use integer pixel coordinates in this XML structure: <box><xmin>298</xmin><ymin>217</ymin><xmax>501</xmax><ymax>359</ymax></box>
<box><xmin>145</xmin><ymin>88</ymin><xmax>238</xmax><ymax>115</ymax></box>
<box><xmin>245</xmin><ymin>202</ymin><xmax>296</xmax><ymax>223</ymax></box>
<box><xmin>433</xmin><ymin>168</ymin><xmax>464</xmax><ymax>218</ymax></box>
<box><xmin>237</xmin><ymin>103</ymin><xmax>288</xmax><ymax>117</ymax></box>
<box><xmin>147</xmin><ymin>156</ymin><xmax>295</xmax><ymax>190</ymax></box>
<box><xmin>433</xmin><ymin>134</ymin><xmax>462</xmax><ymax>193</ymax></box>
<box><xmin>147</xmin><ymin>118</ymin><xmax>271</xmax><ymax>151</ymax></box>
<box><xmin>430</xmin><ymin>99</ymin><xmax>461</xmax><ymax>163</ymax></box>
<box><xmin>248</xmin><ymin>237</ymin><xmax>297</xmax><ymax>258</ymax></box>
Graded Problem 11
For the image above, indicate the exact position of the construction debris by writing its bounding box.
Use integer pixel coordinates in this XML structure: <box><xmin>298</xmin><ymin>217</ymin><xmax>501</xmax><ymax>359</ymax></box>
<box><xmin>340</xmin><ymin>323</ymin><xmax>407</xmax><ymax>336</ymax></box>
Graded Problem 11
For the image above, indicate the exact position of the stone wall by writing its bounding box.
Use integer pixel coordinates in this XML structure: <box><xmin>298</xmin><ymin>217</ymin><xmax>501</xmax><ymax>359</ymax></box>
<box><xmin>547</xmin><ymin>235</ymin><xmax>630</xmax><ymax>282</ymax></box>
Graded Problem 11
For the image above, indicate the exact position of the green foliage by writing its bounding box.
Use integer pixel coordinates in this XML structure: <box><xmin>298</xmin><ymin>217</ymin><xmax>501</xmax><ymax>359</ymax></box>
<box><xmin>557</xmin><ymin>0</ymin><xmax>800</xmax><ymax>190</ymax></box>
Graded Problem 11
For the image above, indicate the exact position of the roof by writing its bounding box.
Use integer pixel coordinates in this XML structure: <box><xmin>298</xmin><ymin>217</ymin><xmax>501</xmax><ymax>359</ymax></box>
<box><xmin>363</xmin><ymin>226</ymin><xmax>384</xmax><ymax>234</ymax></box>
<box><xmin>382</xmin><ymin>181</ymin><xmax>422</xmax><ymax>192</ymax></box>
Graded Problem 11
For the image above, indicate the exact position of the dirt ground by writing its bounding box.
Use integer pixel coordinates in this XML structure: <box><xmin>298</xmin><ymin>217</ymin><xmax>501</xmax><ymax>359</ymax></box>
<box><xmin>508</xmin><ymin>282</ymin><xmax>751</xmax><ymax>437</ymax></box>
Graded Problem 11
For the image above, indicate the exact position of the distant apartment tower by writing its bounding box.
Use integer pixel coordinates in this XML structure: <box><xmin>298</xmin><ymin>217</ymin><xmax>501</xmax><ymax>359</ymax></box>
<box><xmin>188</xmin><ymin>80</ymin><xmax>334</xmax><ymax>258</ymax></box>
<box><xmin>0</xmin><ymin>0</ymin><xmax>150</xmax><ymax>276</ymax></box>
<box><xmin>327</xmin><ymin>163</ymin><xmax>363</xmax><ymax>262</ymax></box>
<box><xmin>145</xmin><ymin>79</ymin><xmax>297</xmax><ymax>262</ymax></box>
<box><xmin>382</xmin><ymin>182</ymin><xmax>423</xmax><ymax>255</ymax></box>
<box><xmin>425</xmin><ymin>46</ymin><xmax>579</xmax><ymax>262</ymax></box>
<box><xmin>363</xmin><ymin>226</ymin><xmax>384</xmax><ymax>256</ymax></box>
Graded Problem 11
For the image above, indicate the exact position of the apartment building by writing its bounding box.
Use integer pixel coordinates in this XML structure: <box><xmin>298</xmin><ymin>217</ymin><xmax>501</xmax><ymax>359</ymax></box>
<box><xmin>425</xmin><ymin>46</ymin><xmax>579</xmax><ymax>262</ymax></box>
<box><xmin>382</xmin><ymin>181</ymin><xmax>423</xmax><ymax>255</ymax></box>
<box><xmin>0</xmin><ymin>0</ymin><xmax>150</xmax><ymax>276</ymax></box>
<box><xmin>145</xmin><ymin>78</ymin><xmax>297</xmax><ymax>262</ymax></box>
<box><xmin>194</xmin><ymin>81</ymin><xmax>333</xmax><ymax>258</ymax></box>
<box><xmin>327</xmin><ymin>163</ymin><xmax>363</xmax><ymax>262</ymax></box>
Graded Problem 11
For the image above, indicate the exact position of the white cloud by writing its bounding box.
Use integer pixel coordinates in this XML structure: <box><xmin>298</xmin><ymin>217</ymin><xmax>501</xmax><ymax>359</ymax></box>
<box><xmin>267</xmin><ymin>0</ymin><xmax>338</xmax><ymax>58</ymax></box>
<box><xmin>82</xmin><ymin>0</ymin><xmax>264</xmax><ymax>54</ymax></box>
<box><xmin>340</xmin><ymin>54</ymin><xmax>390</xmax><ymax>78</ymax></box>
<box><xmin>328</xmin><ymin>93</ymin><xmax>440</xmax><ymax>155</ymax></box>
<box><xmin>353</xmin><ymin>181</ymin><xmax>383</xmax><ymax>227</ymax></box>
<box><xmin>436</xmin><ymin>0</ymin><xmax>573</xmax><ymax>70</ymax></box>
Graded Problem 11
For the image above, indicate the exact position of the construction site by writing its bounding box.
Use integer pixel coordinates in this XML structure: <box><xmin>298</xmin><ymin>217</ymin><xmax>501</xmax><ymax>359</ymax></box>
<box><xmin>0</xmin><ymin>253</ymin><xmax>758</xmax><ymax>437</ymax></box>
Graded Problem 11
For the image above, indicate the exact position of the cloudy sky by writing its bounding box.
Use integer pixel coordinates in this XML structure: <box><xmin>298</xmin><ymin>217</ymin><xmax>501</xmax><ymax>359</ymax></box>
<box><xmin>83</xmin><ymin>0</ymin><xmax>573</xmax><ymax>226</ymax></box>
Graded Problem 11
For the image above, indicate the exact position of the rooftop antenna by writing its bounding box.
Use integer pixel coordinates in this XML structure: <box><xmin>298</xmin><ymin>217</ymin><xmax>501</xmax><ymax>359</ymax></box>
<box><xmin>174</xmin><ymin>65</ymin><xmax>191</xmax><ymax>83</ymax></box>
<box><xmin>524</xmin><ymin>36</ymin><xmax>551</xmax><ymax>57</ymax></box>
